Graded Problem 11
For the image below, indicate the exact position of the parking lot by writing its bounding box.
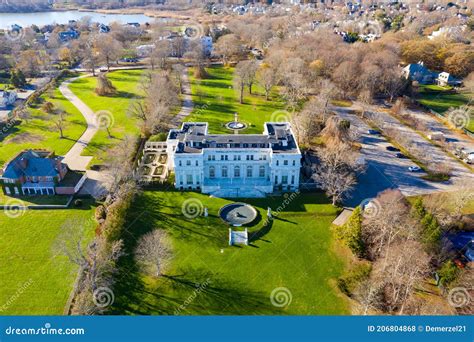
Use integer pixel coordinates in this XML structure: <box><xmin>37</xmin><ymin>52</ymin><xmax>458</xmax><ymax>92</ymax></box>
<box><xmin>333</xmin><ymin>106</ymin><xmax>474</xmax><ymax>207</ymax></box>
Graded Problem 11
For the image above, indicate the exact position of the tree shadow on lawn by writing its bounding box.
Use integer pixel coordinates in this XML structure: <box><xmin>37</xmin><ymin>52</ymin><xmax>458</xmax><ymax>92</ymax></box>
<box><xmin>113</xmin><ymin>269</ymin><xmax>281</xmax><ymax>315</ymax></box>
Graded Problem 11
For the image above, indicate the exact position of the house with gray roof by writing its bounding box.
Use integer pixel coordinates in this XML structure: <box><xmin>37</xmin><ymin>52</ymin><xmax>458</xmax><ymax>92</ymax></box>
<box><xmin>402</xmin><ymin>62</ymin><xmax>438</xmax><ymax>84</ymax></box>
<box><xmin>0</xmin><ymin>150</ymin><xmax>85</xmax><ymax>196</ymax></box>
<box><xmin>164</xmin><ymin>122</ymin><xmax>301</xmax><ymax>198</ymax></box>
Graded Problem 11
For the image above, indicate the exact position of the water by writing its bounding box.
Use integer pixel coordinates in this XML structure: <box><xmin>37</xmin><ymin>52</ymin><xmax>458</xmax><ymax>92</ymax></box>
<box><xmin>0</xmin><ymin>10</ymin><xmax>155</xmax><ymax>29</ymax></box>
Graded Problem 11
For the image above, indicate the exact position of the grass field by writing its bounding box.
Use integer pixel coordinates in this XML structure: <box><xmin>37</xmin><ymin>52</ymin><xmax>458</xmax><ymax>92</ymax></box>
<box><xmin>110</xmin><ymin>191</ymin><xmax>349</xmax><ymax>315</ymax></box>
<box><xmin>186</xmin><ymin>66</ymin><xmax>285</xmax><ymax>134</ymax></box>
<box><xmin>68</xmin><ymin>69</ymin><xmax>145</xmax><ymax>165</ymax></box>
<box><xmin>0</xmin><ymin>193</ymin><xmax>70</xmax><ymax>206</ymax></box>
<box><xmin>0</xmin><ymin>87</ymin><xmax>87</xmax><ymax>167</ymax></box>
<box><xmin>0</xmin><ymin>200</ymin><xmax>96</xmax><ymax>314</ymax></box>
<box><xmin>417</xmin><ymin>85</ymin><xmax>473</xmax><ymax>132</ymax></box>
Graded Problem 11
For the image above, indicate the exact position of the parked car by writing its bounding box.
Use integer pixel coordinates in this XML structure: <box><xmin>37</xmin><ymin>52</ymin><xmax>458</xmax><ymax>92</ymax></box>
<box><xmin>99</xmin><ymin>66</ymin><xmax>108</xmax><ymax>72</ymax></box>
<box><xmin>408</xmin><ymin>166</ymin><xmax>421</xmax><ymax>172</ymax></box>
<box><xmin>427</xmin><ymin>132</ymin><xmax>445</xmax><ymax>141</ymax></box>
<box><xmin>121</xmin><ymin>57</ymin><xmax>138</xmax><ymax>63</ymax></box>
<box><xmin>386</xmin><ymin>146</ymin><xmax>400</xmax><ymax>152</ymax></box>
<box><xmin>368</xmin><ymin>129</ymin><xmax>381</xmax><ymax>135</ymax></box>
<box><xmin>395</xmin><ymin>152</ymin><xmax>407</xmax><ymax>158</ymax></box>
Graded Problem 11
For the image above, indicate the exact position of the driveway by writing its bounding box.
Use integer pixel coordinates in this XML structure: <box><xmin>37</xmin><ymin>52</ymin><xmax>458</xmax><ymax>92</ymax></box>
<box><xmin>332</xmin><ymin>106</ymin><xmax>474</xmax><ymax>207</ymax></box>
<box><xmin>59</xmin><ymin>75</ymin><xmax>98</xmax><ymax>171</ymax></box>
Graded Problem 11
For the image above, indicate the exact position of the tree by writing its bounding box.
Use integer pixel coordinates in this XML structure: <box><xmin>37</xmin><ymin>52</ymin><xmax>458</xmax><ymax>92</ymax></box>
<box><xmin>135</xmin><ymin>229</ymin><xmax>171</xmax><ymax>277</ymax></box>
<box><xmin>234</xmin><ymin>60</ymin><xmax>258</xmax><ymax>103</ymax></box>
<box><xmin>95</xmin><ymin>73</ymin><xmax>116</xmax><ymax>96</ymax></box>
<box><xmin>313</xmin><ymin>142</ymin><xmax>361</xmax><ymax>205</ymax></box>
<box><xmin>150</xmin><ymin>40</ymin><xmax>170</xmax><ymax>70</ymax></box>
<box><xmin>81</xmin><ymin>34</ymin><xmax>101</xmax><ymax>76</ymax></box>
<box><xmin>214</xmin><ymin>34</ymin><xmax>244</xmax><ymax>65</ymax></box>
<box><xmin>50</xmin><ymin>109</ymin><xmax>68</xmax><ymax>138</ymax></box>
<box><xmin>256</xmin><ymin>65</ymin><xmax>276</xmax><ymax>101</ymax></box>
<box><xmin>10</xmin><ymin>69</ymin><xmax>26</xmax><ymax>88</ymax></box>
<box><xmin>97</xmin><ymin>35</ymin><xmax>123</xmax><ymax>72</ymax></box>
<box><xmin>59</xmin><ymin>47</ymin><xmax>74</xmax><ymax>67</ymax></box>
<box><xmin>184</xmin><ymin>40</ymin><xmax>208</xmax><ymax>79</ymax></box>
<box><xmin>128</xmin><ymin>71</ymin><xmax>178</xmax><ymax>136</ymax></box>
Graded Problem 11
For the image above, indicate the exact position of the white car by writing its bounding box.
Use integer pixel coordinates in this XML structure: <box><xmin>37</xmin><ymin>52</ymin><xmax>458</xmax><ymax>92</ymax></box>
<box><xmin>408</xmin><ymin>166</ymin><xmax>421</xmax><ymax>172</ymax></box>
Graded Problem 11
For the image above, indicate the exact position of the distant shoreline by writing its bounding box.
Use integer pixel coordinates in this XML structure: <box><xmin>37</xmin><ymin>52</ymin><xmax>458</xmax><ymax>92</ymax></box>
<box><xmin>0</xmin><ymin>6</ymin><xmax>192</xmax><ymax>20</ymax></box>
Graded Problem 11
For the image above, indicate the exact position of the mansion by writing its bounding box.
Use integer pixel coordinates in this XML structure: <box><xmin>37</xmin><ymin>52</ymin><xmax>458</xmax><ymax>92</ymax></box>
<box><xmin>165</xmin><ymin>122</ymin><xmax>301</xmax><ymax>198</ymax></box>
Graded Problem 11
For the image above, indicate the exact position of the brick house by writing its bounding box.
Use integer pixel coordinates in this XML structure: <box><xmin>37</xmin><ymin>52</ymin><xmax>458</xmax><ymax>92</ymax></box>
<box><xmin>0</xmin><ymin>150</ymin><xmax>85</xmax><ymax>196</ymax></box>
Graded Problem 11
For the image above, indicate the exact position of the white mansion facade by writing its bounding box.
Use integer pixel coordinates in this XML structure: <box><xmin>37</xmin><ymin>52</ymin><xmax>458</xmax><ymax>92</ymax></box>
<box><xmin>165</xmin><ymin>122</ymin><xmax>301</xmax><ymax>197</ymax></box>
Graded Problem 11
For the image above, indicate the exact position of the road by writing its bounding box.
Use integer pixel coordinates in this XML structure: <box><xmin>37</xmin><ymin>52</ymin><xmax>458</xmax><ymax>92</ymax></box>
<box><xmin>333</xmin><ymin>105</ymin><xmax>474</xmax><ymax>207</ymax></box>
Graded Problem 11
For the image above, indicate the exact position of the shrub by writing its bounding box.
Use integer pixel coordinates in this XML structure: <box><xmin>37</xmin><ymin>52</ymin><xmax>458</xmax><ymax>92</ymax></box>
<box><xmin>95</xmin><ymin>205</ymin><xmax>107</xmax><ymax>222</ymax></box>
<box><xmin>438</xmin><ymin>261</ymin><xmax>460</xmax><ymax>287</ymax></box>
<box><xmin>337</xmin><ymin>207</ymin><xmax>365</xmax><ymax>257</ymax></box>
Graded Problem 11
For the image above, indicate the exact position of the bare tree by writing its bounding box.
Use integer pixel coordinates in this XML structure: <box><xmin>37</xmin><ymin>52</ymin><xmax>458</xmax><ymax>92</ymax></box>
<box><xmin>257</xmin><ymin>65</ymin><xmax>276</xmax><ymax>101</ymax></box>
<box><xmin>234</xmin><ymin>60</ymin><xmax>258</xmax><ymax>103</ymax></box>
<box><xmin>214</xmin><ymin>34</ymin><xmax>244</xmax><ymax>65</ymax></box>
<box><xmin>135</xmin><ymin>229</ymin><xmax>172</xmax><ymax>277</ymax></box>
<box><xmin>96</xmin><ymin>35</ymin><xmax>123</xmax><ymax>72</ymax></box>
<box><xmin>313</xmin><ymin>142</ymin><xmax>361</xmax><ymax>205</ymax></box>
<box><xmin>50</xmin><ymin>109</ymin><xmax>68</xmax><ymax>138</ymax></box>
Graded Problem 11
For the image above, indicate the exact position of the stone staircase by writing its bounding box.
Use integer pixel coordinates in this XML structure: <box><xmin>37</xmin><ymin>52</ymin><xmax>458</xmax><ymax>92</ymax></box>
<box><xmin>210</xmin><ymin>188</ymin><xmax>266</xmax><ymax>198</ymax></box>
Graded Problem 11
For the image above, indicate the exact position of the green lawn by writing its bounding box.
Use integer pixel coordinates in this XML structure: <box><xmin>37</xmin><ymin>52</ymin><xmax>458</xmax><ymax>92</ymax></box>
<box><xmin>0</xmin><ymin>87</ymin><xmax>87</xmax><ymax>167</ymax></box>
<box><xmin>417</xmin><ymin>85</ymin><xmax>473</xmax><ymax>132</ymax></box>
<box><xmin>186</xmin><ymin>66</ymin><xmax>285</xmax><ymax>134</ymax></box>
<box><xmin>0</xmin><ymin>193</ymin><xmax>70</xmax><ymax>206</ymax></box>
<box><xmin>68</xmin><ymin>69</ymin><xmax>145</xmax><ymax>165</ymax></box>
<box><xmin>110</xmin><ymin>191</ymin><xmax>349</xmax><ymax>315</ymax></box>
<box><xmin>0</xmin><ymin>200</ymin><xmax>96</xmax><ymax>314</ymax></box>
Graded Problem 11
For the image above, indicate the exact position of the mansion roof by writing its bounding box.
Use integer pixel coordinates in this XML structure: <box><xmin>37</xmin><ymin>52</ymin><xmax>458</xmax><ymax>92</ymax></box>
<box><xmin>168</xmin><ymin>122</ymin><xmax>300</xmax><ymax>154</ymax></box>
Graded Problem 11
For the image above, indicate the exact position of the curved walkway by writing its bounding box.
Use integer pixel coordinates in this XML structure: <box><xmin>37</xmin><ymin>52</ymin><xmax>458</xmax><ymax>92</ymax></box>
<box><xmin>59</xmin><ymin>74</ymin><xmax>98</xmax><ymax>171</ymax></box>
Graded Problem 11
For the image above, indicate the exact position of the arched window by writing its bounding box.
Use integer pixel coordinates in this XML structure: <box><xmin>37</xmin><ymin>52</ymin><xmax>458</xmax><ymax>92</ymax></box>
<box><xmin>234</xmin><ymin>166</ymin><xmax>240</xmax><ymax>177</ymax></box>
<box><xmin>209</xmin><ymin>166</ymin><xmax>215</xmax><ymax>178</ymax></box>
<box><xmin>222</xmin><ymin>166</ymin><xmax>228</xmax><ymax>178</ymax></box>
<box><xmin>246</xmin><ymin>166</ymin><xmax>253</xmax><ymax>178</ymax></box>
<box><xmin>259</xmin><ymin>166</ymin><xmax>265</xmax><ymax>178</ymax></box>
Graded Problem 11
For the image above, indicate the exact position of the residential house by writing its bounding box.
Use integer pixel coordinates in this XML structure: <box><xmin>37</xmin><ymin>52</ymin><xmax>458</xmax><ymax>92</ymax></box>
<box><xmin>0</xmin><ymin>150</ymin><xmax>86</xmax><ymax>196</ymax></box>
<box><xmin>58</xmin><ymin>30</ymin><xmax>80</xmax><ymax>41</ymax></box>
<box><xmin>402</xmin><ymin>62</ymin><xmax>438</xmax><ymax>84</ymax></box>
<box><xmin>165</xmin><ymin>122</ymin><xmax>301</xmax><ymax>198</ymax></box>
<box><xmin>437</xmin><ymin>72</ymin><xmax>462</xmax><ymax>87</ymax></box>
<box><xmin>0</xmin><ymin>90</ymin><xmax>17</xmax><ymax>109</ymax></box>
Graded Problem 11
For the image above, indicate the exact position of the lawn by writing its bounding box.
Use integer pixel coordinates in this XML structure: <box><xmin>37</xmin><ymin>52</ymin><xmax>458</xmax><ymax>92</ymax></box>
<box><xmin>0</xmin><ymin>199</ymin><xmax>97</xmax><ymax>315</ymax></box>
<box><xmin>0</xmin><ymin>87</ymin><xmax>87</xmax><ymax>167</ymax></box>
<box><xmin>110</xmin><ymin>191</ymin><xmax>350</xmax><ymax>315</ymax></box>
<box><xmin>67</xmin><ymin>69</ymin><xmax>145</xmax><ymax>165</ymax></box>
<box><xmin>186</xmin><ymin>66</ymin><xmax>286</xmax><ymax>134</ymax></box>
<box><xmin>0</xmin><ymin>192</ymin><xmax>70</xmax><ymax>206</ymax></box>
<box><xmin>417</xmin><ymin>85</ymin><xmax>473</xmax><ymax>132</ymax></box>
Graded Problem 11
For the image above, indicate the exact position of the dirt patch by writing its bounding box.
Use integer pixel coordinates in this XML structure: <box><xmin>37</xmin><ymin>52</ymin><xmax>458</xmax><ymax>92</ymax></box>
<box><xmin>5</xmin><ymin>132</ymin><xmax>44</xmax><ymax>144</ymax></box>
